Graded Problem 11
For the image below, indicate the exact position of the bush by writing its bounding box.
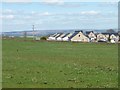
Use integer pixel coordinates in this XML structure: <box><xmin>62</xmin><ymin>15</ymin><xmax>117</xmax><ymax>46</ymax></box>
<box><xmin>40</xmin><ymin>37</ymin><xmax>46</xmax><ymax>40</ymax></box>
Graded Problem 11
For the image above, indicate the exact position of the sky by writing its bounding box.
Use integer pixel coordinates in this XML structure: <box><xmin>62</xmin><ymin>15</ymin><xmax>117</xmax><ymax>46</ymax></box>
<box><xmin>1</xmin><ymin>0</ymin><xmax>119</xmax><ymax>32</ymax></box>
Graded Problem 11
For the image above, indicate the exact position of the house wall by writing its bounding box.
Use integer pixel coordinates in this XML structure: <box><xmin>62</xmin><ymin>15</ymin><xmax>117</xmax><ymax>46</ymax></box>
<box><xmin>48</xmin><ymin>36</ymin><xmax>56</xmax><ymax>40</ymax></box>
<box><xmin>63</xmin><ymin>37</ymin><xmax>69</xmax><ymax>41</ymax></box>
<box><xmin>110</xmin><ymin>34</ymin><xmax>119</xmax><ymax>39</ymax></box>
<box><xmin>110</xmin><ymin>34</ymin><xmax>119</xmax><ymax>42</ymax></box>
<box><xmin>56</xmin><ymin>34</ymin><xmax>65</xmax><ymax>41</ymax></box>
<box><xmin>71</xmin><ymin>32</ymin><xmax>89</xmax><ymax>42</ymax></box>
<box><xmin>105</xmin><ymin>35</ymin><xmax>109</xmax><ymax>38</ymax></box>
<box><xmin>97</xmin><ymin>34</ymin><xmax>108</xmax><ymax>41</ymax></box>
<box><xmin>63</xmin><ymin>33</ymin><xmax>72</xmax><ymax>41</ymax></box>
<box><xmin>88</xmin><ymin>32</ymin><xmax>96</xmax><ymax>39</ymax></box>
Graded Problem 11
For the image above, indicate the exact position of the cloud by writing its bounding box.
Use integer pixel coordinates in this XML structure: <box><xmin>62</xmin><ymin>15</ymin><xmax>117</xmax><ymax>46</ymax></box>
<box><xmin>80</xmin><ymin>11</ymin><xmax>100</xmax><ymax>15</ymax></box>
<box><xmin>3</xmin><ymin>9</ymin><xmax>13</xmax><ymax>13</ymax></box>
<box><xmin>61</xmin><ymin>3</ymin><xmax>82</xmax><ymax>7</ymax></box>
<box><xmin>42</xmin><ymin>0</ymin><xmax>64</xmax><ymax>5</ymax></box>
<box><xmin>3</xmin><ymin>0</ymin><xmax>33</xmax><ymax>2</ymax></box>
<box><xmin>98</xmin><ymin>2</ymin><xmax>118</xmax><ymax>7</ymax></box>
<box><xmin>2</xmin><ymin>0</ymin><xmax>119</xmax><ymax>3</ymax></box>
<box><xmin>37</xmin><ymin>11</ymin><xmax>101</xmax><ymax>17</ymax></box>
<box><xmin>1</xmin><ymin>15</ymin><xmax>14</xmax><ymax>19</ymax></box>
<box><xmin>31</xmin><ymin>11</ymin><xmax>36</xmax><ymax>14</ymax></box>
<box><xmin>41</xmin><ymin>11</ymin><xmax>101</xmax><ymax>16</ymax></box>
<box><xmin>42</xmin><ymin>1</ymin><xmax>83</xmax><ymax>7</ymax></box>
<box><xmin>41</xmin><ymin>12</ymin><xmax>51</xmax><ymax>16</ymax></box>
<box><xmin>2</xmin><ymin>9</ymin><xmax>15</xmax><ymax>14</ymax></box>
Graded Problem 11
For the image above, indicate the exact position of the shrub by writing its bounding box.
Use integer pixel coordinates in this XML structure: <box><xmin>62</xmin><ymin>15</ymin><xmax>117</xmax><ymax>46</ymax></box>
<box><xmin>40</xmin><ymin>36</ymin><xmax>46</xmax><ymax>40</ymax></box>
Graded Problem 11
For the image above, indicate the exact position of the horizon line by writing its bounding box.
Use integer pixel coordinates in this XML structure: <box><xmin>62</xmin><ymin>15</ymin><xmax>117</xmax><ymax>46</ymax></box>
<box><xmin>1</xmin><ymin>28</ymin><xmax>118</xmax><ymax>33</ymax></box>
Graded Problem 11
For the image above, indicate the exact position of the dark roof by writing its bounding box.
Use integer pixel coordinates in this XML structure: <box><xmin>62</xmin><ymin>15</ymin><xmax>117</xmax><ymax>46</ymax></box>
<box><xmin>69</xmin><ymin>31</ymin><xmax>83</xmax><ymax>40</ymax></box>
<box><xmin>86</xmin><ymin>35</ymin><xmax>89</xmax><ymax>38</ymax></box>
<box><xmin>102</xmin><ymin>33</ymin><xmax>119</xmax><ymax>36</ymax></box>
<box><xmin>52</xmin><ymin>33</ymin><xmax>58</xmax><ymax>37</ymax></box>
<box><xmin>101</xmin><ymin>33</ymin><xmax>110</xmax><ymax>35</ymax></box>
<box><xmin>111</xmin><ymin>33</ymin><xmax>119</xmax><ymax>36</ymax></box>
<box><xmin>86</xmin><ymin>31</ymin><xmax>94</xmax><ymax>35</ymax></box>
<box><xmin>55</xmin><ymin>33</ymin><xmax>63</xmax><ymax>38</ymax></box>
<box><xmin>75</xmin><ymin>30</ymin><xmax>83</xmax><ymax>33</ymax></box>
<box><xmin>61</xmin><ymin>33</ymin><xmax>70</xmax><ymax>38</ymax></box>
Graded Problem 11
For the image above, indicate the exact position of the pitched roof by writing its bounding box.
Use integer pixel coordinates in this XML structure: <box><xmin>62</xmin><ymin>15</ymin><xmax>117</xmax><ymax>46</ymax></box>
<box><xmin>55</xmin><ymin>33</ymin><xmax>63</xmax><ymax>38</ymax></box>
<box><xmin>110</xmin><ymin>33</ymin><xmax>119</xmax><ymax>36</ymax></box>
<box><xmin>61</xmin><ymin>33</ymin><xmax>70</xmax><ymax>38</ymax></box>
<box><xmin>69</xmin><ymin>31</ymin><xmax>83</xmax><ymax>40</ymax></box>
<box><xmin>52</xmin><ymin>33</ymin><xmax>58</xmax><ymax>37</ymax></box>
<box><xmin>75</xmin><ymin>30</ymin><xmax>83</xmax><ymax>33</ymax></box>
<box><xmin>86</xmin><ymin>31</ymin><xmax>94</xmax><ymax>35</ymax></box>
<box><xmin>101</xmin><ymin>33</ymin><xmax>110</xmax><ymax>35</ymax></box>
<box><xmin>60</xmin><ymin>34</ymin><xmax>66</xmax><ymax>37</ymax></box>
<box><xmin>102</xmin><ymin>33</ymin><xmax>119</xmax><ymax>36</ymax></box>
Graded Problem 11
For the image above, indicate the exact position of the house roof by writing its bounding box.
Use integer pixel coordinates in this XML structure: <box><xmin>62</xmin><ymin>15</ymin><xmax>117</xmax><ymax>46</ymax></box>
<box><xmin>55</xmin><ymin>33</ymin><xmax>63</xmax><ymax>38</ymax></box>
<box><xmin>69</xmin><ymin>31</ymin><xmax>83</xmax><ymax>40</ymax></box>
<box><xmin>86</xmin><ymin>31</ymin><xmax>94</xmax><ymax>35</ymax></box>
<box><xmin>54</xmin><ymin>33</ymin><xmax>60</xmax><ymax>37</ymax></box>
<box><xmin>59</xmin><ymin>33</ymin><xmax>65</xmax><ymax>38</ymax></box>
<box><xmin>101</xmin><ymin>33</ymin><xmax>110</xmax><ymax>35</ymax></box>
<box><xmin>53</xmin><ymin>33</ymin><xmax>58</xmax><ymax>37</ymax></box>
<box><xmin>101</xmin><ymin>33</ymin><xmax>119</xmax><ymax>36</ymax></box>
<box><xmin>75</xmin><ymin>30</ymin><xmax>83</xmax><ymax>33</ymax></box>
<box><xmin>61</xmin><ymin>33</ymin><xmax>70</xmax><ymax>38</ymax></box>
<box><xmin>52</xmin><ymin>33</ymin><xmax>58</xmax><ymax>37</ymax></box>
<box><xmin>85</xmin><ymin>31</ymin><xmax>97</xmax><ymax>38</ymax></box>
<box><xmin>110</xmin><ymin>33</ymin><xmax>119</xmax><ymax>36</ymax></box>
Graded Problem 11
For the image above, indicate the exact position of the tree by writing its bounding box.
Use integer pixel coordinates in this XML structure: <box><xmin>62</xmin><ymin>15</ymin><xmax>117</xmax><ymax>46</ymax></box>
<box><xmin>106</xmin><ymin>29</ymin><xmax>115</xmax><ymax>33</ymax></box>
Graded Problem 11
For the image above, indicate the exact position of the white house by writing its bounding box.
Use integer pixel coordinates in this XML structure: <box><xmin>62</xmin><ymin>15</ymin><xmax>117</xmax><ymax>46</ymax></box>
<box><xmin>97</xmin><ymin>33</ymin><xmax>109</xmax><ymax>42</ymax></box>
<box><xmin>69</xmin><ymin>31</ymin><xmax>90</xmax><ymax>42</ymax></box>
<box><xmin>62</xmin><ymin>33</ymin><xmax>73</xmax><ymax>41</ymax></box>
<box><xmin>52</xmin><ymin>33</ymin><xmax>61</xmax><ymax>40</ymax></box>
<box><xmin>47</xmin><ymin>33</ymin><xmax>58</xmax><ymax>40</ymax></box>
<box><xmin>110</xmin><ymin>33</ymin><xmax>119</xmax><ymax>43</ymax></box>
<box><xmin>56</xmin><ymin>33</ymin><xmax>65</xmax><ymax>41</ymax></box>
<box><xmin>86</xmin><ymin>31</ymin><xmax>96</xmax><ymax>42</ymax></box>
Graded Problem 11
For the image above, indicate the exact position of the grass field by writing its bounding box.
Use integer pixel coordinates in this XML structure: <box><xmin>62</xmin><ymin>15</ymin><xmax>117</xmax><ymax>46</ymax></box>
<box><xmin>2</xmin><ymin>38</ymin><xmax>118</xmax><ymax>88</ymax></box>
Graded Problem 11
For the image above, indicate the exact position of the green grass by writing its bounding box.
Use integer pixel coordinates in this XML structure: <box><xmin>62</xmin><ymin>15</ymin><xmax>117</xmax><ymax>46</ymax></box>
<box><xmin>2</xmin><ymin>38</ymin><xmax>118</xmax><ymax>88</ymax></box>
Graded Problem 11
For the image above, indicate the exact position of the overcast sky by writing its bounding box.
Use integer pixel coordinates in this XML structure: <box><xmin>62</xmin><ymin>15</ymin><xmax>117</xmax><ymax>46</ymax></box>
<box><xmin>1</xmin><ymin>0</ymin><xmax>118</xmax><ymax>32</ymax></box>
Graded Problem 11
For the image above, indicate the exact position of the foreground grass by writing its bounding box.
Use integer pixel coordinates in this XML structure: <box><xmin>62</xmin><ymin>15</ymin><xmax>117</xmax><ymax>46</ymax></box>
<box><xmin>2</xmin><ymin>38</ymin><xmax>118</xmax><ymax>88</ymax></box>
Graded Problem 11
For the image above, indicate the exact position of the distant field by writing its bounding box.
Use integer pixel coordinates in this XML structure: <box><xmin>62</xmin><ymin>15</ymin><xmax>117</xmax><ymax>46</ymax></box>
<box><xmin>2</xmin><ymin>38</ymin><xmax>118</xmax><ymax>88</ymax></box>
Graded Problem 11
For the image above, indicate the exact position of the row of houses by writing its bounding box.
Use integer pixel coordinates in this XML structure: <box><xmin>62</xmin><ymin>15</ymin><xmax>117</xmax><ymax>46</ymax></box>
<box><xmin>47</xmin><ymin>31</ymin><xmax>119</xmax><ymax>43</ymax></box>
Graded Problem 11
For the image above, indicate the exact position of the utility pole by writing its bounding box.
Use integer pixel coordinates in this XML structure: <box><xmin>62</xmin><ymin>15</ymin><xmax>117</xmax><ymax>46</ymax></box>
<box><xmin>24</xmin><ymin>31</ymin><xmax>27</xmax><ymax>41</ymax></box>
<box><xmin>32</xmin><ymin>25</ymin><xmax>35</xmax><ymax>40</ymax></box>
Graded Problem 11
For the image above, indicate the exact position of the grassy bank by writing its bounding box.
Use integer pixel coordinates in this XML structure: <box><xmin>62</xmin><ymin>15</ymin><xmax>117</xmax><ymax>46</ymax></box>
<box><xmin>2</xmin><ymin>38</ymin><xmax>118</xmax><ymax>88</ymax></box>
